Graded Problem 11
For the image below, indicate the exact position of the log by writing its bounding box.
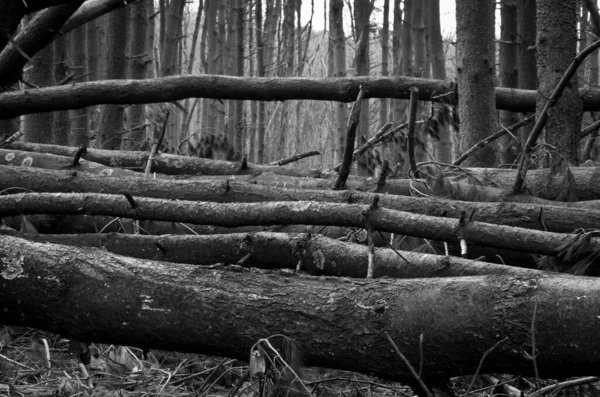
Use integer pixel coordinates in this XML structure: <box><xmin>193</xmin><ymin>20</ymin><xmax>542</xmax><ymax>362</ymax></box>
<box><xmin>2</xmin><ymin>75</ymin><xmax>600</xmax><ymax>118</ymax></box>
<box><xmin>0</xmin><ymin>148</ymin><xmax>145</xmax><ymax>178</ymax></box>
<box><xmin>0</xmin><ymin>192</ymin><xmax>595</xmax><ymax>259</ymax></box>
<box><xmin>2</xmin><ymin>235</ymin><xmax>600</xmax><ymax>383</ymax></box>
<box><xmin>4</xmin><ymin>141</ymin><xmax>318</xmax><ymax>177</ymax></box>
<box><xmin>457</xmin><ymin>167</ymin><xmax>600</xmax><ymax>201</ymax></box>
<box><xmin>1</xmin><ymin>165</ymin><xmax>598</xmax><ymax>233</ymax></box>
<box><xmin>7</xmin><ymin>142</ymin><xmax>600</xmax><ymax>203</ymax></box>
<box><xmin>7</xmin><ymin>230</ymin><xmax>542</xmax><ymax>278</ymax></box>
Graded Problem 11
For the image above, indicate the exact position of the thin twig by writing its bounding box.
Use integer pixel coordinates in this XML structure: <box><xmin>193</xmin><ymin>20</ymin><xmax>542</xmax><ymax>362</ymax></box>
<box><xmin>464</xmin><ymin>337</ymin><xmax>509</xmax><ymax>395</ymax></box>
<box><xmin>384</xmin><ymin>332</ymin><xmax>432</xmax><ymax>397</ymax></box>
<box><xmin>454</xmin><ymin>115</ymin><xmax>535</xmax><ymax>166</ymax></box>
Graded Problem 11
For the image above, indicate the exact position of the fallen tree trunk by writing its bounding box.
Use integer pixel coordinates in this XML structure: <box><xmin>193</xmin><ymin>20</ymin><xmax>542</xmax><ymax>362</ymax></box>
<box><xmin>0</xmin><ymin>148</ymin><xmax>146</xmax><ymax>178</ymax></box>
<box><xmin>3</xmin><ymin>141</ymin><xmax>318</xmax><ymax>177</ymax></box>
<box><xmin>2</xmin><ymin>75</ymin><xmax>600</xmax><ymax>118</ymax></box>
<box><xmin>7</xmin><ymin>142</ymin><xmax>600</xmax><ymax>203</ymax></box>
<box><xmin>2</xmin><ymin>235</ymin><xmax>600</xmax><ymax>383</ymax></box>
<box><xmin>1</xmin><ymin>165</ymin><xmax>598</xmax><ymax>233</ymax></box>
<box><xmin>0</xmin><ymin>193</ymin><xmax>595</xmax><ymax>259</ymax></box>
<box><xmin>5</xmin><ymin>230</ymin><xmax>541</xmax><ymax>278</ymax></box>
<box><xmin>456</xmin><ymin>167</ymin><xmax>600</xmax><ymax>201</ymax></box>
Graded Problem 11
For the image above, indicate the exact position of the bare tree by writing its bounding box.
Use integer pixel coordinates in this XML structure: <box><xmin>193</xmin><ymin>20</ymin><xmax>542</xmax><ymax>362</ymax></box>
<box><xmin>536</xmin><ymin>0</ymin><xmax>582</xmax><ymax>165</ymax></box>
<box><xmin>499</xmin><ymin>0</ymin><xmax>519</xmax><ymax>165</ymax></box>
<box><xmin>69</xmin><ymin>25</ymin><xmax>88</xmax><ymax>146</ymax></box>
<box><xmin>122</xmin><ymin>0</ymin><xmax>151</xmax><ymax>151</ymax></box>
<box><xmin>353</xmin><ymin>0</ymin><xmax>373</xmax><ymax>175</ymax></box>
<box><xmin>379</xmin><ymin>0</ymin><xmax>390</xmax><ymax>130</ymax></box>
<box><xmin>96</xmin><ymin>8</ymin><xmax>128</xmax><ymax>150</ymax></box>
<box><xmin>456</xmin><ymin>0</ymin><xmax>497</xmax><ymax>167</ymax></box>
<box><xmin>330</xmin><ymin>0</ymin><xmax>348</xmax><ymax>164</ymax></box>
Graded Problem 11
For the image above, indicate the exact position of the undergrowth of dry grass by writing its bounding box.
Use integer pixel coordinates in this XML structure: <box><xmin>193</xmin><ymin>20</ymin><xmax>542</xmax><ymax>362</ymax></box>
<box><xmin>0</xmin><ymin>326</ymin><xmax>412</xmax><ymax>397</ymax></box>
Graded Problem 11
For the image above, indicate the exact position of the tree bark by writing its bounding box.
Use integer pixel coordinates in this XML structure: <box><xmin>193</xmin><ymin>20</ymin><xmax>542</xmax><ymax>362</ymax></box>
<box><xmin>379</xmin><ymin>0</ymin><xmax>390</xmax><ymax>131</ymax></box>
<box><xmin>6</xmin><ymin>230</ymin><xmax>543</xmax><ymax>279</ymax></box>
<box><xmin>96</xmin><ymin>6</ymin><xmax>128</xmax><ymax>150</ymax></box>
<box><xmin>456</xmin><ymin>0</ymin><xmax>497</xmax><ymax>167</ymax></box>
<box><xmin>499</xmin><ymin>0</ymin><xmax>520</xmax><ymax>166</ymax></box>
<box><xmin>1</xmin><ymin>192</ymin><xmax>598</xmax><ymax>260</ymax></box>
<box><xmin>330</xmin><ymin>0</ymin><xmax>348</xmax><ymax>164</ymax></box>
<box><xmin>123</xmin><ymin>0</ymin><xmax>150</xmax><ymax>151</ymax></box>
<box><xmin>412</xmin><ymin>0</ymin><xmax>426</xmax><ymax>77</ymax></box>
<box><xmin>3</xmin><ymin>235</ymin><xmax>600</xmax><ymax>382</ymax></box>
<box><xmin>536</xmin><ymin>0</ymin><xmax>582</xmax><ymax>165</ymax></box>
<box><xmin>353</xmin><ymin>0</ymin><xmax>372</xmax><ymax>175</ymax></box>
<box><xmin>52</xmin><ymin>33</ymin><xmax>70</xmax><ymax>145</ymax></box>
<box><xmin>10</xmin><ymin>140</ymin><xmax>600</xmax><ymax>201</ymax></box>
<box><xmin>69</xmin><ymin>24</ymin><xmax>89</xmax><ymax>146</ymax></box>
<box><xmin>6</xmin><ymin>75</ymin><xmax>600</xmax><ymax>120</ymax></box>
<box><xmin>517</xmin><ymin>0</ymin><xmax>536</xmax><ymax>146</ymax></box>
<box><xmin>22</xmin><ymin>36</ymin><xmax>54</xmax><ymax>144</ymax></box>
<box><xmin>2</xmin><ymin>164</ymin><xmax>600</xmax><ymax>233</ymax></box>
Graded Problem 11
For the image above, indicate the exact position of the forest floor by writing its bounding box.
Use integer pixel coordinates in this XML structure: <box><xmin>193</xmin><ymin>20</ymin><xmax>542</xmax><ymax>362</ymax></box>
<box><xmin>0</xmin><ymin>326</ymin><xmax>416</xmax><ymax>397</ymax></box>
<box><xmin>2</xmin><ymin>326</ymin><xmax>592</xmax><ymax>397</ymax></box>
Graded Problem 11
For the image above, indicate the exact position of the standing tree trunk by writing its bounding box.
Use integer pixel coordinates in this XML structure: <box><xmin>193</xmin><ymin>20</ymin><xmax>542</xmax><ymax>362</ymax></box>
<box><xmin>187</xmin><ymin>0</ymin><xmax>203</xmax><ymax>75</ymax></box>
<box><xmin>499</xmin><ymin>0</ymin><xmax>519</xmax><ymax>166</ymax></box>
<box><xmin>275</xmin><ymin>0</ymin><xmax>296</xmax><ymax>160</ymax></box>
<box><xmin>412</xmin><ymin>0</ymin><xmax>426</xmax><ymax>77</ymax></box>
<box><xmin>232</xmin><ymin>0</ymin><xmax>245</xmax><ymax>160</ymax></box>
<box><xmin>456</xmin><ymin>0</ymin><xmax>498</xmax><ymax>167</ymax></box>
<box><xmin>353</xmin><ymin>0</ymin><xmax>373</xmax><ymax>175</ymax></box>
<box><xmin>331</xmin><ymin>0</ymin><xmax>348</xmax><ymax>164</ymax></box>
<box><xmin>202</xmin><ymin>0</ymin><xmax>219</xmax><ymax>157</ymax></box>
<box><xmin>96</xmin><ymin>8</ymin><xmax>128</xmax><ymax>150</ymax></box>
<box><xmin>69</xmin><ymin>25</ymin><xmax>89</xmax><ymax>146</ymax></box>
<box><xmin>380</xmin><ymin>0</ymin><xmax>390</xmax><ymax>130</ymax></box>
<box><xmin>536</xmin><ymin>0</ymin><xmax>582</xmax><ymax>165</ymax></box>
<box><xmin>124</xmin><ymin>0</ymin><xmax>151</xmax><ymax>151</ymax></box>
<box><xmin>517</xmin><ymin>0</ymin><xmax>536</xmax><ymax>150</ymax></box>
<box><xmin>428</xmin><ymin>0</ymin><xmax>452</xmax><ymax>164</ymax></box>
<box><xmin>401</xmin><ymin>0</ymin><xmax>413</xmax><ymax>77</ymax></box>
<box><xmin>52</xmin><ymin>34</ymin><xmax>70</xmax><ymax>145</ymax></box>
<box><xmin>255</xmin><ymin>0</ymin><xmax>266</xmax><ymax>163</ymax></box>
<box><xmin>23</xmin><ymin>40</ymin><xmax>54</xmax><ymax>144</ymax></box>
<box><xmin>389</xmin><ymin>0</ymin><xmax>403</xmax><ymax>165</ymax></box>
<box><xmin>160</xmin><ymin>0</ymin><xmax>186</xmax><ymax>151</ymax></box>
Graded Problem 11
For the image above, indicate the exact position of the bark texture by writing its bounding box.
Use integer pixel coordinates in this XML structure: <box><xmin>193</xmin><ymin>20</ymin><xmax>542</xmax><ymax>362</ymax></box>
<box><xmin>2</xmin><ymin>164</ymin><xmax>599</xmax><ymax>233</ymax></box>
<box><xmin>4</xmin><ymin>75</ymin><xmax>595</xmax><ymax>120</ymax></box>
<box><xmin>9</xmin><ymin>231</ymin><xmax>542</xmax><ymax>279</ymax></box>
<box><xmin>456</xmin><ymin>0</ymin><xmax>497</xmax><ymax>167</ymax></box>
<box><xmin>536</xmin><ymin>0</ymin><xmax>582</xmax><ymax>165</ymax></box>
<box><xmin>0</xmin><ymin>193</ymin><xmax>598</xmax><ymax>260</ymax></box>
<box><xmin>3</xmin><ymin>235</ymin><xmax>600</xmax><ymax>382</ymax></box>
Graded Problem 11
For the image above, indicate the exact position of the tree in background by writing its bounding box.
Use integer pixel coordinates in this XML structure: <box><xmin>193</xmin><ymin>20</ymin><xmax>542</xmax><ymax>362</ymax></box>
<box><xmin>22</xmin><ymin>35</ymin><xmax>54</xmax><ymax>144</ymax></box>
<box><xmin>456</xmin><ymin>0</ymin><xmax>497</xmax><ymax>167</ymax></box>
<box><xmin>353</xmin><ymin>0</ymin><xmax>373</xmax><ymax>176</ymax></box>
<box><xmin>96</xmin><ymin>8</ymin><xmax>128</xmax><ymax>150</ymax></box>
<box><xmin>330</xmin><ymin>0</ymin><xmax>347</xmax><ymax>164</ymax></box>
<box><xmin>69</xmin><ymin>25</ymin><xmax>89</xmax><ymax>147</ymax></box>
<box><xmin>499</xmin><ymin>0</ymin><xmax>519</xmax><ymax>166</ymax></box>
<box><xmin>123</xmin><ymin>0</ymin><xmax>151</xmax><ymax>151</ymax></box>
<box><xmin>536</xmin><ymin>0</ymin><xmax>582</xmax><ymax>166</ymax></box>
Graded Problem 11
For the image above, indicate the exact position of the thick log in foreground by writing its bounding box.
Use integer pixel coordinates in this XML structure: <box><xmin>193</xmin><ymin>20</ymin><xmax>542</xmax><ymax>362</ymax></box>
<box><xmin>0</xmin><ymin>193</ymin><xmax>597</xmax><ymax>262</ymax></box>
<box><xmin>2</xmin><ymin>235</ymin><xmax>600</xmax><ymax>382</ymax></box>
<box><xmin>1</xmin><ymin>165</ymin><xmax>598</xmax><ymax>233</ymax></box>
<box><xmin>3</xmin><ymin>75</ymin><xmax>600</xmax><ymax>118</ymax></box>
